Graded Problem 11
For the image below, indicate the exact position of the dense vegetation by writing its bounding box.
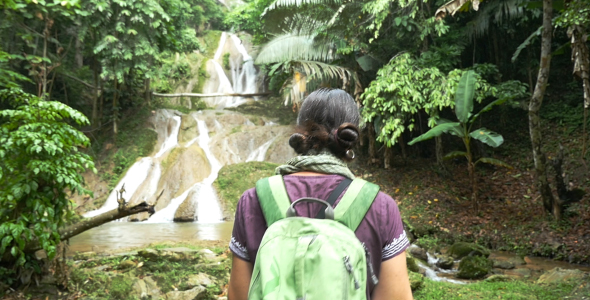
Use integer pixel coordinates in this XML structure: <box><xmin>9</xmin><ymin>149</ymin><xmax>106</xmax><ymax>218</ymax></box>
<box><xmin>1</xmin><ymin>0</ymin><xmax>589</xmax><ymax>296</ymax></box>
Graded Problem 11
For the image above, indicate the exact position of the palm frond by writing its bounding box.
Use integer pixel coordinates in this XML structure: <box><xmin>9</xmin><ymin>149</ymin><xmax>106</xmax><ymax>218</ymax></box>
<box><xmin>255</xmin><ymin>34</ymin><xmax>339</xmax><ymax>64</ymax></box>
<box><xmin>264</xmin><ymin>0</ymin><xmax>343</xmax><ymax>15</ymax></box>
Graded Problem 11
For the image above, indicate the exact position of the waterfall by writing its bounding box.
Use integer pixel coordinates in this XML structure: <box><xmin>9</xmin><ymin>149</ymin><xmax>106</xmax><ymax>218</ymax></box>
<box><xmin>202</xmin><ymin>32</ymin><xmax>259</xmax><ymax>109</ymax></box>
<box><xmin>246</xmin><ymin>138</ymin><xmax>276</xmax><ymax>162</ymax></box>
<box><xmin>194</xmin><ymin>117</ymin><xmax>223</xmax><ymax>222</ymax></box>
<box><xmin>155</xmin><ymin>116</ymin><xmax>181</xmax><ymax>158</ymax></box>
<box><xmin>84</xmin><ymin>158</ymin><xmax>155</xmax><ymax>218</ymax></box>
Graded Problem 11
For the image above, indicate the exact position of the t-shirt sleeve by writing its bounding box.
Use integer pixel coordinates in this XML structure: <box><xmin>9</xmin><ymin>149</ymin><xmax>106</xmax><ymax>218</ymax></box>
<box><xmin>229</xmin><ymin>190</ymin><xmax>252</xmax><ymax>262</ymax></box>
<box><xmin>379</xmin><ymin>192</ymin><xmax>410</xmax><ymax>261</ymax></box>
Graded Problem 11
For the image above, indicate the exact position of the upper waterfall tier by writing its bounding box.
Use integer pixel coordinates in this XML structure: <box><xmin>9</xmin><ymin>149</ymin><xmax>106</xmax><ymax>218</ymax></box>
<box><xmin>202</xmin><ymin>32</ymin><xmax>261</xmax><ymax>109</ymax></box>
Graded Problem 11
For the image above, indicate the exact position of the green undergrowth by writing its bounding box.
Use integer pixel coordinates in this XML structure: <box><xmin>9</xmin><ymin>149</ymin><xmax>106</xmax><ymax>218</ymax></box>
<box><xmin>413</xmin><ymin>277</ymin><xmax>583</xmax><ymax>300</ymax></box>
<box><xmin>68</xmin><ymin>242</ymin><xmax>231</xmax><ymax>299</ymax></box>
<box><xmin>213</xmin><ymin>161</ymin><xmax>279</xmax><ymax>213</ymax></box>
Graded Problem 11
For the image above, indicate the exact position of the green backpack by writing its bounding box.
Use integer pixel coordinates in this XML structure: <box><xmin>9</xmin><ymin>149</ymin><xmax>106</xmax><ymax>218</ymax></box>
<box><xmin>249</xmin><ymin>175</ymin><xmax>380</xmax><ymax>300</ymax></box>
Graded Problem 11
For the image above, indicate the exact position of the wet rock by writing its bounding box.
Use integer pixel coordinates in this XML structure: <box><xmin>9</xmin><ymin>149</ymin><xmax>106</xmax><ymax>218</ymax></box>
<box><xmin>73</xmin><ymin>252</ymin><xmax>97</xmax><ymax>261</ymax></box>
<box><xmin>118</xmin><ymin>260</ymin><xmax>137</xmax><ymax>270</ymax></box>
<box><xmin>186</xmin><ymin>273</ymin><xmax>215</xmax><ymax>288</ymax></box>
<box><xmin>165</xmin><ymin>286</ymin><xmax>206</xmax><ymax>300</ymax></box>
<box><xmin>507</xmin><ymin>256</ymin><xmax>526</xmax><ymax>266</ymax></box>
<box><xmin>492</xmin><ymin>260</ymin><xmax>515</xmax><ymax>269</ymax></box>
<box><xmin>484</xmin><ymin>275</ymin><xmax>513</xmax><ymax>282</ymax></box>
<box><xmin>199</xmin><ymin>249</ymin><xmax>217</xmax><ymax>261</ymax></box>
<box><xmin>92</xmin><ymin>265</ymin><xmax>110</xmax><ymax>272</ymax></box>
<box><xmin>448</xmin><ymin>242</ymin><xmax>490</xmax><ymax>259</ymax></box>
<box><xmin>132</xmin><ymin>277</ymin><xmax>162</xmax><ymax>300</ymax></box>
<box><xmin>457</xmin><ymin>256</ymin><xmax>492</xmax><ymax>279</ymax></box>
<box><xmin>174</xmin><ymin>188</ymin><xmax>200</xmax><ymax>222</ymax></box>
<box><xmin>507</xmin><ymin>268</ymin><xmax>532</xmax><ymax>278</ymax></box>
<box><xmin>537</xmin><ymin>267</ymin><xmax>586</xmax><ymax>284</ymax></box>
<box><xmin>178</xmin><ymin>114</ymin><xmax>199</xmax><ymax>145</ymax></box>
<box><xmin>408</xmin><ymin>271</ymin><xmax>424</xmax><ymax>291</ymax></box>
<box><xmin>436</xmin><ymin>255</ymin><xmax>455</xmax><ymax>270</ymax></box>
<box><xmin>406</xmin><ymin>255</ymin><xmax>420</xmax><ymax>273</ymax></box>
<box><xmin>409</xmin><ymin>246</ymin><xmax>428</xmax><ymax>262</ymax></box>
<box><xmin>138</xmin><ymin>249</ymin><xmax>160</xmax><ymax>260</ymax></box>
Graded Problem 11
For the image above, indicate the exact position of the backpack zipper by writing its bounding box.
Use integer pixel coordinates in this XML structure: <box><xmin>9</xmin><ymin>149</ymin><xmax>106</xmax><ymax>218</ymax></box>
<box><xmin>343</xmin><ymin>256</ymin><xmax>360</xmax><ymax>290</ymax></box>
<box><xmin>363</xmin><ymin>244</ymin><xmax>379</xmax><ymax>286</ymax></box>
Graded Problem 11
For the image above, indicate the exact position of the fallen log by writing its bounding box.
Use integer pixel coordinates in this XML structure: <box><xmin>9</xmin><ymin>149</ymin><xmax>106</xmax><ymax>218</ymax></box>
<box><xmin>152</xmin><ymin>92</ymin><xmax>271</xmax><ymax>98</ymax></box>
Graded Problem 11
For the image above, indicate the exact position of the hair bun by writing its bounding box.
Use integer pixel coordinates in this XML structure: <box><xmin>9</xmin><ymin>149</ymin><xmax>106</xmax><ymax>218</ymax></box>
<box><xmin>289</xmin><ymin>133</ymin><xmax>307</xmax><ymax>154</ymax></box>
<box><xmin>335</xmin><ymin>123</ymin><xmax>359</xmax><ymax>150</ymax></box>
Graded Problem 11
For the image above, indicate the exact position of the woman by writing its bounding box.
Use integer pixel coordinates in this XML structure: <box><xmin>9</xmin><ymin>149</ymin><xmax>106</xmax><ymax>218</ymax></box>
<box><xmin>228</xmin><ymin>88</ymin><xmax>413</xmax><ymax>300</ymax></box>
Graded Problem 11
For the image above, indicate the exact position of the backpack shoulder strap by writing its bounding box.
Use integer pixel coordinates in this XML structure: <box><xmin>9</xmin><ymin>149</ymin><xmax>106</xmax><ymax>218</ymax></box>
<box><xmin>255</xmin><ymin>175</ymin><xmax>291</xmax><ymax>227</ymax></box>
<box><xmin>333</xmin><ymin>178</ymin><xmax>380</xmax><ymax>232</ymax></box>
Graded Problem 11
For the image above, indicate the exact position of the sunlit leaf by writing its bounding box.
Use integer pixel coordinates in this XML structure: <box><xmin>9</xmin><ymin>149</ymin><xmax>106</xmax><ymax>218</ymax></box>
<box><xmin>469</xmin><ymin>128</ymin><xmax>504</xmax><ymax>147</ymax></box>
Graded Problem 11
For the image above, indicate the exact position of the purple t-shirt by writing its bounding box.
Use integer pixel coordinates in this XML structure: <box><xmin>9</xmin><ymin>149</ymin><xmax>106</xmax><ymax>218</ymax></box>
<box><xmin>229</xmin><ymin>174</ymin><xmax>409</xmax><ymax>295</ymax></box>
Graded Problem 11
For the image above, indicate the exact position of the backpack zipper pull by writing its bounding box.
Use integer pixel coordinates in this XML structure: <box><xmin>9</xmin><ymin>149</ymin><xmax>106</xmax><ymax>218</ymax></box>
<box><xmin>363</xmin><ymin>244</ymin><xmax>379</xmax><ymax>286</ymax></box>
<box><xmin>343</xmin><ymin>256</ymin><xmax>360</xmax><ymax>290</ymax></box>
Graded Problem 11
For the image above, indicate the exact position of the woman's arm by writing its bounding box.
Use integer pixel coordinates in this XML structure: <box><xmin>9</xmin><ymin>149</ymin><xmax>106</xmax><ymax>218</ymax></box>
<box><xmin>227</xmin><ymin>256</ymin><xmax>254</xmax><ymax>300</ymax></box>
<box><xmin>371</xmin><ymin>251</ymin><xmax>413</xmax><ymax>300</ymax></box>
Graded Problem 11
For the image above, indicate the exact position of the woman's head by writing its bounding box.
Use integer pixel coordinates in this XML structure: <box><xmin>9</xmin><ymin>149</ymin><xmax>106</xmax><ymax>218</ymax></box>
<box><xmin>289</xmin><ymin>88</ymin><xmax>360</xmax><ymax>160</ymax></box>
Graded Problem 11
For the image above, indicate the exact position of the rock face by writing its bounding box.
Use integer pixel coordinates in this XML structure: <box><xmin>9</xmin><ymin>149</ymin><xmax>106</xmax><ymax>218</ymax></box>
<box><xmin>492</xmin><ymin>259</ymin><xmax>515</xmax><ymax>269</ymax></box>
<box><xmin>174</xmin><ymin>188</ymin><xmax>200</xmax><ymax>222</ymax></box>
<box><xmin>457</xmin><ymin>256</ymin><xmax>492</xmax><ymax>279</ymax></box>
<box><xmin>165</xmin><ymin>286</ymin><xmax>207</xmax><ymax>300</ymax></box>
<box><xmin>436</xmin><ymin>255</ymin><xmax>455</xmax><ymax>270</ymax></box>
<box><xmin>448</xmin><ymin>242</ymin><xmax>491</xmax><ymax>259</ymax></box>
<box><xmin>537</xmin><ymin>267</ymin><xmax>586</xmax><ymax>284</ymax></box>
<box><xmin>409</xmin><ymin>246</ymin><xmax>428</xmax><ymax>261</ymax></box>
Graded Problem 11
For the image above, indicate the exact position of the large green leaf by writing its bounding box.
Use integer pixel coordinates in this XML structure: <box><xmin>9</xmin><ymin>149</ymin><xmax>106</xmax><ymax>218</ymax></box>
<box><xmin>455</xmin><ymin>70</ymin><xmax>476</xmax><ymax>123</ymax></box>
<box><xmin>444</xmin><ymin>151</ymin><xmax>467</xmax><ymax>160</ymax></box>
<box><xmin>469</xmin><ymin>128</ymin><xmax>504</xmax><ymax>147</ymax></box>
<box><xmin>408</xmin><ymin>122</ymin><xmax>462</xmax><ymax>145</ymax></box>
<box><xmin>255</xmin><ymin>34</ymin><xmax>338</xmax><ymax>65</ymax></box>
<box><xmin>475</xmin><ymin>157</ymin><xmax>512</xmax><ymax>169</ymax></box>
<box><xmin>437</xmin><ymin>118</ymin><xmax>465</xmax><ymax>137</ymax></box>
<box><xmin>472</xmin><ymin>97</ymin><xmax>510</xmax><ymax>121</ymax></box>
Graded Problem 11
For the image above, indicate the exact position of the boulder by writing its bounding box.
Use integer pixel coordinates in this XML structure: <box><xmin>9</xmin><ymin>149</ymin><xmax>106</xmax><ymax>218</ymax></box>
<box><xmin>537</xmin><ymin>267</ymin><xmax>586</xmax><ymax>284</ymax></box>
<box><xmin>507</xmin><ymin>256</ymin><xmax>526</xmax><ymax>266</ymax></box>
<box><xmin>409</xmin><ymin>246</ymin><xmax>428</xmax><ymax>262</ymax></box>
<box><xmin>436</xmin><ymin>255</ymin><xmax>455</xmax><ymax>270</ymax></box>
<box><xmin>165</xmin><ymin>286</ymin><xmax>207</xmax><ymax>300</ymax></box>
<box><xmin>118</xmin><ymin>260</ymin><xmax>137</xmax><ymax>270</ymax></box>
<box><xmin>138</xmin><ymin>249</ymin><xmax>160</xmax><ymax>260</ymax></box>
<box><xmin>408</xmin><ymin>271</ymin><xmax>424</xmax><ymax>291</ymax></box>
<box><xmin>199</xmin><ymin>249</ymin><xmax>217</xmax><ymax>261</ymax></box>
<box><xmin>457</xmin><ymin>256</ymin><xmax>492</xmax><ymax>279</ymax></box>
<box><xmin>186</xmin><ymin>273</ymin><xmax>215</xmax><ymax>288</ymax></box>
<box><xmin>406</xmin><ymin>255</ymin><xmax>420</xmax><ymax>273</ymax></box>
<box><xmin>448</xmin><ymin>242</ymin><xmax>490</xmax><ymax>259</ymax></box>
<box><xmin>173</xmin><ymin>188</ymin><xmax>200</xmax><ymax>222</ymax></box>
<box><xmin>492</xmin><ymin>260</ymin><xmax>515</xmax><ymax>269</ymax></box>
<box><xmin>132</xmin><ymin>277</ymin><xmax>162</xmax><ymax>300</ymax></box>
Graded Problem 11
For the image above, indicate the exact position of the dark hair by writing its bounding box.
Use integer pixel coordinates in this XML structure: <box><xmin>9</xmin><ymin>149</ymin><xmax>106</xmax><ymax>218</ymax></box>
<box><xmin>289</xmin><ymin>88</ymin><xmax>360</xmax><ymax>160</ymax></box>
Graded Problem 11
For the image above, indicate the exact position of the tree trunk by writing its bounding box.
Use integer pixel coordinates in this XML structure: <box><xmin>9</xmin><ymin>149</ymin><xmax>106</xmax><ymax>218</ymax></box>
<box><xmin>435</xmin><ymin>136</ymin><xmax>446</xmax><ymax>170</ymax></box>
<box><xmin>92</xmin><ymin>59</ymin><xmax>99</xmax><ymax>127</ymax></box>
<box><xmin>145</xmin><ymin>77</ymin><xmax>152</xmax><ymax>106</ymax></box>
<box><xmin>368</xmin><ymin>122</ymin><xmax>377</xmax><ymax>163</ymax></box>
<box><xmin>384</xmin><ymin>146</ymin><xmax>392</xmax><ymax>169</ymax></box>
<box><xmin>529</xmin><ymin>0</ymin><xmax>557</xmax><ymax>219</ymax></box>
<box><xmin>113</xmin><ymin>79</ymin><xmax>119</xmax><ymax>139</ymax></box>
<box><xmin>75</xmin><ymin>36</ymin><xmax>83</xmax><ymax>68</ymax></box>
<box><xmin>41</xmin><ymin>18</ymin><xmax>49</xmax><ymax>98</ymax></box>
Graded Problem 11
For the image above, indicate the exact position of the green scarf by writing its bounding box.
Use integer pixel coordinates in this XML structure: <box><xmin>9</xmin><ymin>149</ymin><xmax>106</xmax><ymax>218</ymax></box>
<box><xmin>275</xmin><ymin>149</ymin><xmax>355</xmax><ymax>179</ymax></box>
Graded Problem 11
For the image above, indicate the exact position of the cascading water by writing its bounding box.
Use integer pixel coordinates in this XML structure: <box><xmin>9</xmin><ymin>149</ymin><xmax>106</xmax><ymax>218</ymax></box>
<box><xmin>203</xmin><ymin>32</ymin><xmax>259</xmax><ymax>108</ymax></box>
<box><xmin>155</xmin><ymin>116</ymin><xmax>181</xmax><ymax>158</ymax></box>
<box><xmin>84</xmin><ymin>157</ymin><xmax>156</xmax><ymax>218</ymax></box>
<box><xmin>194</xmin><ymin>117</ymin><xmax>224</xmax><ymax>222</ymax></box>
<box><xmin>246</xmin><ymin>138</ymin><xmax>276</xmax><ymax>162</ymax></box>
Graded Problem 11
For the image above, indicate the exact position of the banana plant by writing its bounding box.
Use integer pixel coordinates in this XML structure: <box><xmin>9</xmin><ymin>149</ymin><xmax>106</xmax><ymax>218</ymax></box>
<box><xmin>408</xmin><ymin>70</ymin><xmax>511</xmax><ymax>210</ymax></box>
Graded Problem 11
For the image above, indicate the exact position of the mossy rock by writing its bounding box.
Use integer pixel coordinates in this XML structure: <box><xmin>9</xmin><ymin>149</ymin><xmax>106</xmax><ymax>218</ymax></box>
<box><xmin>408</xmin><ymin>271</ymin><xmax>424</xmax><ymax>291</ymax></box>
<box><xmin>436</xmin><ymin>255</ymin><xmax>454</xmax><ymax>270</ymax></box>
<box><xmin>448</xmin><ymin>242</ymin><xmax>490</xmax><ymax>259</ymax></box>
<box><xmin>406</xmin><ymin>255</ymin><xmax>420</xmax><ymax>273</ymax></box>
<box><xmin>457</xmin><ymin>256</ymin><xmax>492</xmax><ymax>279</ymax></box>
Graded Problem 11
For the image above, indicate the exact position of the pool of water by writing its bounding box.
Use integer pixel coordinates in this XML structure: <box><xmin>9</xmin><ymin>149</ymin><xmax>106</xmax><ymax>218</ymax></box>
<box><xmin>68</xmin><ymin>222</ymin><xmax>234</xmax><ymax>254</ymax></box>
